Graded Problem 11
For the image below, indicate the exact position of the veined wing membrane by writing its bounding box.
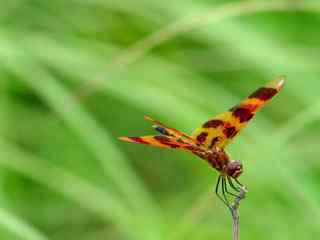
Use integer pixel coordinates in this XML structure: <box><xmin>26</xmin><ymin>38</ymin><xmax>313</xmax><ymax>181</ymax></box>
<box><xmin>191</xmin><ymin>76</ymin><xmax>285</xmax><ymax>149</ymax></box>
<box><xmin>119</xmin><ymin>135</ymin><xmax>193</xmax><ymax>150</ymax></box>
<box><xmin>144</xmin><ymin>116</ymin><xmax>195</xmax><ymax>143</ymax></box>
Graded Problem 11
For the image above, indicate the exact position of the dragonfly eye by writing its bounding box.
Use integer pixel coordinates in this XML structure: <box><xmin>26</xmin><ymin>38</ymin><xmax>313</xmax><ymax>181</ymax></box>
<box><xmin>226</xmin><ymin>160</ymin><xmax>243</xmax><ymax>179</ymax></box>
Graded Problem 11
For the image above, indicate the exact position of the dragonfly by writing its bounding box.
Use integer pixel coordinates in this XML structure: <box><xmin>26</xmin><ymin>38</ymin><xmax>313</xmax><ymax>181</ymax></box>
<box><xmin>119</xmin><ymin>76</ymin><xmax>285</xmax><ymax>207</ymax></box>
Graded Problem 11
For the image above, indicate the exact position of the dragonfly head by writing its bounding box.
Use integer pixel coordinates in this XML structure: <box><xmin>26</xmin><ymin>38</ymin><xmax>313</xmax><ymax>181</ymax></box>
<box><xmin>226</xmin><ymin>160</ymin><xmax>243</xmax><ymax>179</ymax></box>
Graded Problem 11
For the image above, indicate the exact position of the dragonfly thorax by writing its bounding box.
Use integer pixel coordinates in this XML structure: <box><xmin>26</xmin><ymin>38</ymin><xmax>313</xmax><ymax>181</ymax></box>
<box><xmin>200</xmin><ymin>148</ymin><xmax>229</xmax><ymax>171</ymax></box>
<box><xmin>198</xmin><ymin>148</ymin><xmax>243</xmax><ymax>179</ymax></box>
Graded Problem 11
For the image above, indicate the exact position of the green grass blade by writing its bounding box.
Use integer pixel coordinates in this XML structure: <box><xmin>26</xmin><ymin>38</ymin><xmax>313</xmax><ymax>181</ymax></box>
<box><xmin>0</xmin><ymin>207</ymin><xmax>49</xmax><ymax>240</ymax></box>
<box><xmin>0</xmin><ymin>138</ymin><xmax>140</xmax><ymax>239</ymax></box>
<box><xmin>0</xmin><ymin>40</ymin><xmax>165</xmax><ymax>239</ymax></box>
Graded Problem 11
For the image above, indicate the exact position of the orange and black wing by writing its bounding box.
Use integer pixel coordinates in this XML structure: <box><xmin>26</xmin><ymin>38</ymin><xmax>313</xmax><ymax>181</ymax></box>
<box><xmin>144</xmin><ymin>116</ymin><xmax>195</xmax><ymax>143</ymax></box>
<box><xmin>119</xmin><ymin>135</ymin><xmax>193</xmax><ymax>150</ymax></box>
<box><xmin>191</xmin><ymin>76</ymin><xmax>285</xmax><ymax>149</ymax></box>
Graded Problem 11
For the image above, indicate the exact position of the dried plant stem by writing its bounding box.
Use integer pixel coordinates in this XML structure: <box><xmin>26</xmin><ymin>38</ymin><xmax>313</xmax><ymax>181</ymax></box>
<box><xmin>230</xmin><ymin>186</ymin><xmax>247</xmax><ymax>240</ymax></box>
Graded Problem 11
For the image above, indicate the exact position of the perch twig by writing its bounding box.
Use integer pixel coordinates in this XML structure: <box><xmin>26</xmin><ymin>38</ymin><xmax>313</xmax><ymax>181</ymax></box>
<box><xmin>229</xmin><ymin>186</ymin><xmax>247</xmax><ymax>240</ymax></box>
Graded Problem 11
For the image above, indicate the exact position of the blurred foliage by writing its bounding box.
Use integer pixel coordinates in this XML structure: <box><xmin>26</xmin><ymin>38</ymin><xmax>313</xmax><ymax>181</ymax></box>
<box><xmin>1</xmin><ymin>0</ymin><xmax>320</xmax><ymax>239</ymax></box>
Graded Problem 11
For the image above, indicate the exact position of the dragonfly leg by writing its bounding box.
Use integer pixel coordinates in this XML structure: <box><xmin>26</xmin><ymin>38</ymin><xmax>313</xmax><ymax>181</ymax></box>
<box><xmin>223</xmin><ymin>177</ymin><xmax>239</xmax><ymax>197</ymax></box>
<box><xmin>221</xmin><ymin>177</ymin><xmax>233</xmax><ymax>210</ymax></box>
<box><xmin>227</xmin><ymin>176</ymin><xmax>241</xmax><ymax>192</ymax></box>
<box><xmin>215</xmin><ymin>176</ymin><xmax>231</xmax><ymax>208</ymax></box>
<box><xmin>235</xmin><ymin>178</ymin><xmax>243</xmax><ymax>187</ymax></box>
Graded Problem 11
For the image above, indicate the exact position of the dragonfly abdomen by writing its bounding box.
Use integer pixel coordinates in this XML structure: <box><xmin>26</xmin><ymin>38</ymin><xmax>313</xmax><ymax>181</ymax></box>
<box><xmin>189</xmin><ymin>147</ymin><xmax>230</xmax><ymax>173</ymax></box>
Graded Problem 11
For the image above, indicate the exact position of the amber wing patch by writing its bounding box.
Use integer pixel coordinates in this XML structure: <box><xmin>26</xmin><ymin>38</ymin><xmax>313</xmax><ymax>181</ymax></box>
<box><xmin>119</xmin><ymin>135</ymin><xmax>195</xmax><ymax>150</ymax></box>
<box><xmin>191</xmin><ymin>76</ymin><xmax>285</xmax><ymax>149</ymax></box>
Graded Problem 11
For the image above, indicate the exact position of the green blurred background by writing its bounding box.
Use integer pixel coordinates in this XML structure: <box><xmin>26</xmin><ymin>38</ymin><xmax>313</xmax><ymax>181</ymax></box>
<box><xmin>1</xmin><ymin>0</ymin><xmax>320</xmax><ymax>239</ymax></box>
